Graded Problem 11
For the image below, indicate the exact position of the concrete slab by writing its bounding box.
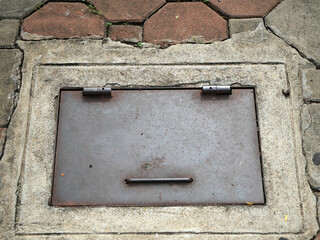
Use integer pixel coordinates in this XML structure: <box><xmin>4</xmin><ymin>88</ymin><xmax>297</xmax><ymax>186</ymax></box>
<box><xmin>0</xmin><ymin>19</ymin><xmax>20</xmax><ymax>46</ymax></box>
<box><xmin>265</xmin><ymin>0</ymin><xmax>320</xmax><ymax>67</ymax></box>
<box><xmin>0</xmin><ymin>0</ymin><xmax>47</xmax><ymax>18</ymax></box>
<box><xmin>0</xmin><ymin>49</ymin><xmax>22</xmax><ymax>127</ymax></box>
<box><xmin>302</xmin><ymin>69</ymin><xmax>320</xmax><ymax>101</ymax></box>
<box><xmin>16</xmin><ymin>63</ymin><xmax>305</xmax><ymax>234</ymax></box>
<box><xmin>229</xmin><ymin>18</ymin><xmax>263</xmax><ymax>36</ymax></box>
<box><xmin>0</xmin><ymin>24</ymin><xmax>317</xmax><ymax>239</ymax></box>
<box><xmin>0</xmin><ymin>128</ymin><xmax>6</xmax><ymax>157</ymax></box>
<box><xmin>301</xmin><ymin>104</ymin><xmax>320</xmax><ymax>190</ymax></box>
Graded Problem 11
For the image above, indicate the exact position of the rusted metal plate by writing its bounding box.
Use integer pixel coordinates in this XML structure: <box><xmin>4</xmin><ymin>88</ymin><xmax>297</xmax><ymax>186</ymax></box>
<box><xmin>52</xmin><ymin>88</ymin><xmax>264</xmax><ymax>206</ymax></box>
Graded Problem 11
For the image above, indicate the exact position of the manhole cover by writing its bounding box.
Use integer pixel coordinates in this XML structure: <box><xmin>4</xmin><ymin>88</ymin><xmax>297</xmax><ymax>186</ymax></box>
<box><xmin>52</xmin><ymin>87</ymin><xmax>264</xmax><ymax>206</ymax></box>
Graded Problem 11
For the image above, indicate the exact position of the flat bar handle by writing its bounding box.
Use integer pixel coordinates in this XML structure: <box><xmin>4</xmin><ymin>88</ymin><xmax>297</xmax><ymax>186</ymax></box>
<box><xmin>125</xmin><ymin>178</ymin><xmax>193</xmax><ymax>184</ymax></box>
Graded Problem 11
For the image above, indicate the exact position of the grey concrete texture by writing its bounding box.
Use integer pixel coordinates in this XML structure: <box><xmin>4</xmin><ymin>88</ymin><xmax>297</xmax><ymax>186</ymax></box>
<box><xmin>0</xmin><ymin>24</ymin><xmax>317</xmax><ymax>239</ymax></box>
<box><xmin>265</xmin><ymin>0</ymin><xmax>320</xmax><ymax>67</ymax></box>
<box><xmin>0</xmin><ymin>128</ymin><xmax>6</xmax><ymax>158</ymax></box>
<box><xmin>0</xmin><ymin>19</ymin><xmax>20</xmax><ymax>46</ymax></box>
<box><xmin>301</xmin><ymin>104</ymin><xmax>320</xmax><ymax>191</ymax></box>
<box><xmin>229</xmin><ymin>18</ymin><xmax>263</xmax><ymax>36</ymax></box>
<box><xmin>0</xmin><ymin>49</ymin><xmax>22</xmax><ymax>127</ymax></box>
<box><xmin>0</xmin><ymin>0</ymin><xmax>47</xmax><ymax>18</ymax></box>
<box><xmin>303</xmin><ymin>69</ymin><xmax>320</xmax><ymax>101</ymax></box>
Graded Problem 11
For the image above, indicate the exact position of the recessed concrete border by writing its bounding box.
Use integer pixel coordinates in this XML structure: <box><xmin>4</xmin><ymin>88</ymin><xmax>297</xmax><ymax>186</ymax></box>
<box><xmin>17</xmin><ymin>63</ymin><xmax>303</xmax><ymax>233</ymax></box>
<box><xmin>0</xmin><ymin>25</ymin><xmax>318</xmax><ymax>239</ymax></box>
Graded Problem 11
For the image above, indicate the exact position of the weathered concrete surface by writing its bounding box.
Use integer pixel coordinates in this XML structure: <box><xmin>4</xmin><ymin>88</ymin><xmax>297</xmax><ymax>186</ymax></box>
<box><xmin>302</xmin><ymin>69</ymin><xmax>320</xmax><ymax>101</ymax></box>
<box><xmin>0</xmin><ymin>128</ymin><xmax>6</xmax><ymax>157</ymax></box>
<box><xmin>0</xmin><ymin>0</ymin><xmax>47</xmax><ymax>18</ymax></box>
<box><xmin>265</xmin><ymin>0</ymin><xmax>320</xmax><ymax>66</ymax></box>
<box><xmin>317</xmin><ymin>192</ymin><xmax>320</xmax><ymax>230</ymax></box>
<box><xmin>229</xmin><ymin>18</ymin><xmax>263</xmax><ymax>36</ymax></box>
<box><xmin>301</xmin><ymin>104</ymin><xmax>320</xmax><ymax>190</ymax></box>
<box><xmin>0</xmin><ymin>24</ymin><xmax>317</xmax><ymax>239</ymax></box>
<box><xmin>17</xmin><ymin>62</ymin><xmax>306</xmax><ymax>235</ymax></box>
<box><xmin>0</xmin><ymin>50</ymin><xmax>22</xmax><ymax>127</ymax></box>
<box><xmin>0</xmin><ymin>19</ymin><xmax>20</xmax><ymax>46</ymax></box>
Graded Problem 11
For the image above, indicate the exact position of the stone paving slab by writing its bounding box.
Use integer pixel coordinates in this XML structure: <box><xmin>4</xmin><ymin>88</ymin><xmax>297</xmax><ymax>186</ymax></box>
<box><xmin>229</xmin><ymin>18</ymin><xmax>263</xmax><ymax>36</ymax></box>
<box><xmin>301</xmin><ymin>104</ymin><xmax>320</xmax><ymax>191</ymax></box>
<box><xmin>144</xmin><ymin>2</ymin><xmax>227</xmax><ymax>44</ymax></box>
<box><xmin>0</xmin><ymin>128</ymin><xmax>6</xmax><ymax>157</ymax></box>
<box><xmin>90</xmin><ymin>0</ymin><xmax>165</xmax><ymax>22</ymax></box>
<box><xmin>21</xmin><ymin>2</ymin><xmax>105</xmax><ymax>40</ymax></box>
<box><xmin>0</xmin><ymin>0</ymin><xmax>46</xmax><ymax>18</ymax></box>
<box><xmin>265</xmin><ymin>0</ymin><xmax>320</xmax><ymax>67</ymax></box>
<box><xmin>109</xmin><ymin>25</ymin><xmax>142</xmax><ymax>43</ymax></box>
<box><xmin>0</xmin><ymin>49</ymin><xmax>22</xmax><ymax>127</ymax></box>
<box><xmin>207</xmin><ymin>0</ymin><xmax>282</xmax><ymax>18</ymax></box>
<box><xmin>303</xmin><ymin>69</ymin><xmax>320</xmax><ymax>101</ymax></box>
<box><xmin>0</xmin><ymin>19</ymin><xmax>20</xmax><ymax>46</ymax></box>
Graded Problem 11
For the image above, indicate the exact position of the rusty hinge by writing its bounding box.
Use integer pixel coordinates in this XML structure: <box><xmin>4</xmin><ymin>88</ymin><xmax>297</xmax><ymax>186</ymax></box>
<box><xmin>83</xmin><ymin>87</ymin><xmax>112</xmax><ymax>97</ymax></box>
<box><xmin>202</xmin><ymin>86</ymin><xmax>232</xmax><ymax>95</ymax></box>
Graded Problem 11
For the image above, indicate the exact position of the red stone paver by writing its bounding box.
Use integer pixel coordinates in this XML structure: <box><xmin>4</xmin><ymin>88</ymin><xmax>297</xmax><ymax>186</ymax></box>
<box><xmin>90</xmin><ymin>0</ymin><xmax>166</xmax><ymax>22</ymax></box>
<box><xmin>144</xmin><ymin>2</ymin><xmax>228</xmax><ymax>45</ymax></box>
<box><xmin>314</xmin><ymin>232</ymin><xmax>320</xmax><ymax>240</ymax></box>
<box><xmin>21</xmin><ymin>2</ymin><xmax>105</xmax><ymax>40</ymax></box>
<box><xmin>109</xmin><ymin>25</ymin><xmax>142</xmax><ymax>43</ymax></box>
<box><xmin>207</xmin><ymin>0</ymin><xmax>282</xmax><ymax>18</ymax></box>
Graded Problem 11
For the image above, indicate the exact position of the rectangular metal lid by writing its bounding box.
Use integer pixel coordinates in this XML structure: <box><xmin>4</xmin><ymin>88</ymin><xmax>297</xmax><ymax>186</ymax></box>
<box><xmin>52</xmin><ymin>88</ymin><xmax>264</xmax><ymax>206</ymax></box>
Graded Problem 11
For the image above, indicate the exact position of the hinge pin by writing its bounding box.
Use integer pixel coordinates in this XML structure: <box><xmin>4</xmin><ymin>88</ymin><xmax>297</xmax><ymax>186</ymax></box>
<box><xmin>83</xmin><ymin>87</ymin><xmax>112</xmax><ymax>97</ymax></box>
<box><xmin>202</xmin><ymin>86</ymin><xmax>232</xmax><ymax>95</ymax></box>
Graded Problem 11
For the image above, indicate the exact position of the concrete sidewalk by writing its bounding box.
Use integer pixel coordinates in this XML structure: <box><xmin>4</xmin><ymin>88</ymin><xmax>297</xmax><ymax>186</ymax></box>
<box><xmin>0</xmin><ymin>0</ymin><xmax>319</xmax><ymax>239</ymax></box>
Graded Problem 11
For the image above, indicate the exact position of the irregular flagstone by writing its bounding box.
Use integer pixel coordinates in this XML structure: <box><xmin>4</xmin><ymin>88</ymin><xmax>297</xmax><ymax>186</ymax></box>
<box><xmin>109</xmin><ymin>25</ymin><xmax>142</xmax><ymax>43</ymax></box>
<box><xmin>144</xmin><ymin>2</ymin><xmax>228</xmax><ymax>44</ymax></box>
<box><xmin>265</xmin><ymin>0</ymin><xmax>320</xmax><ymax>66</ymax></box>
<box><xmin>0</xmin><ymin>0</ymin><xmax>47</xmax><ymax>18</ymax></box>
<box><xmin>0</xmin><ymin>49</ymin><xmax>22</xmax><ymax>127</ymax></box>
<box><xmin>301</xmin><ymin>104</ymin><xmax>320</xmax><ymax>190</ymax></box>
<box><xmin>229</xmin><ymin>18</ymin><xmax>263</xmax><ymax>36</ymax></box>
<box><xmin>302</xmin><ymin>69</ymin><xmax>320</xmax><ymax>101</ymax></box>
<box><xmin>21</xmin><ymin>2</ymin><xmax>105</xmax><ymax>40</ymax></box>
<box><xmin>90</xmin><ymin>0</ymin><xmax>165</xmax><ymax>22</ymax></box>
<box><xmin>0</xmin><ymin>128</ymin><xmax>6</xmax><ymax>157</ymax></box>
<box><xmin>0</xmin><ymin>19</ymin><xmax>20</xmax><ymax>46</ymax></box>
<box><xmin>208</xmin><ymin>0</ymin><xmax>282</xmax><ymax>18</ymax></box>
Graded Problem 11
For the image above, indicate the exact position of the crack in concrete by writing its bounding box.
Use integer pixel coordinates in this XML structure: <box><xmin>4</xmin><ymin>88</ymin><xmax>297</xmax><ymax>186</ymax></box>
<box><xmin>263</xmin><ymin>19</ymin><xmax>319</xmax><ymax>69</ymax></box>
<box><xmin>103</xmin><ymin>80</ymin><xmax>211</xmax><ymax>88</ymax></box>
<box><xmin>0</xmin><ymin>46</ymin><xmax>24</xmax><ymax>161</ymax></box>
<box><xmin>15</xmin><ymin>231</ymin><xmax>303</xmax><ymax>236</ymax></box>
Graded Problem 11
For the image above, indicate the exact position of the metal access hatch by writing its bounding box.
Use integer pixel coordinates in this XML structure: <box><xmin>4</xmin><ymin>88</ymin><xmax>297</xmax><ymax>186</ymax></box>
<box><xmin>52</xmin><ymin>86</ymin><xmax>265</xmax><ymax>206</ymax></box>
